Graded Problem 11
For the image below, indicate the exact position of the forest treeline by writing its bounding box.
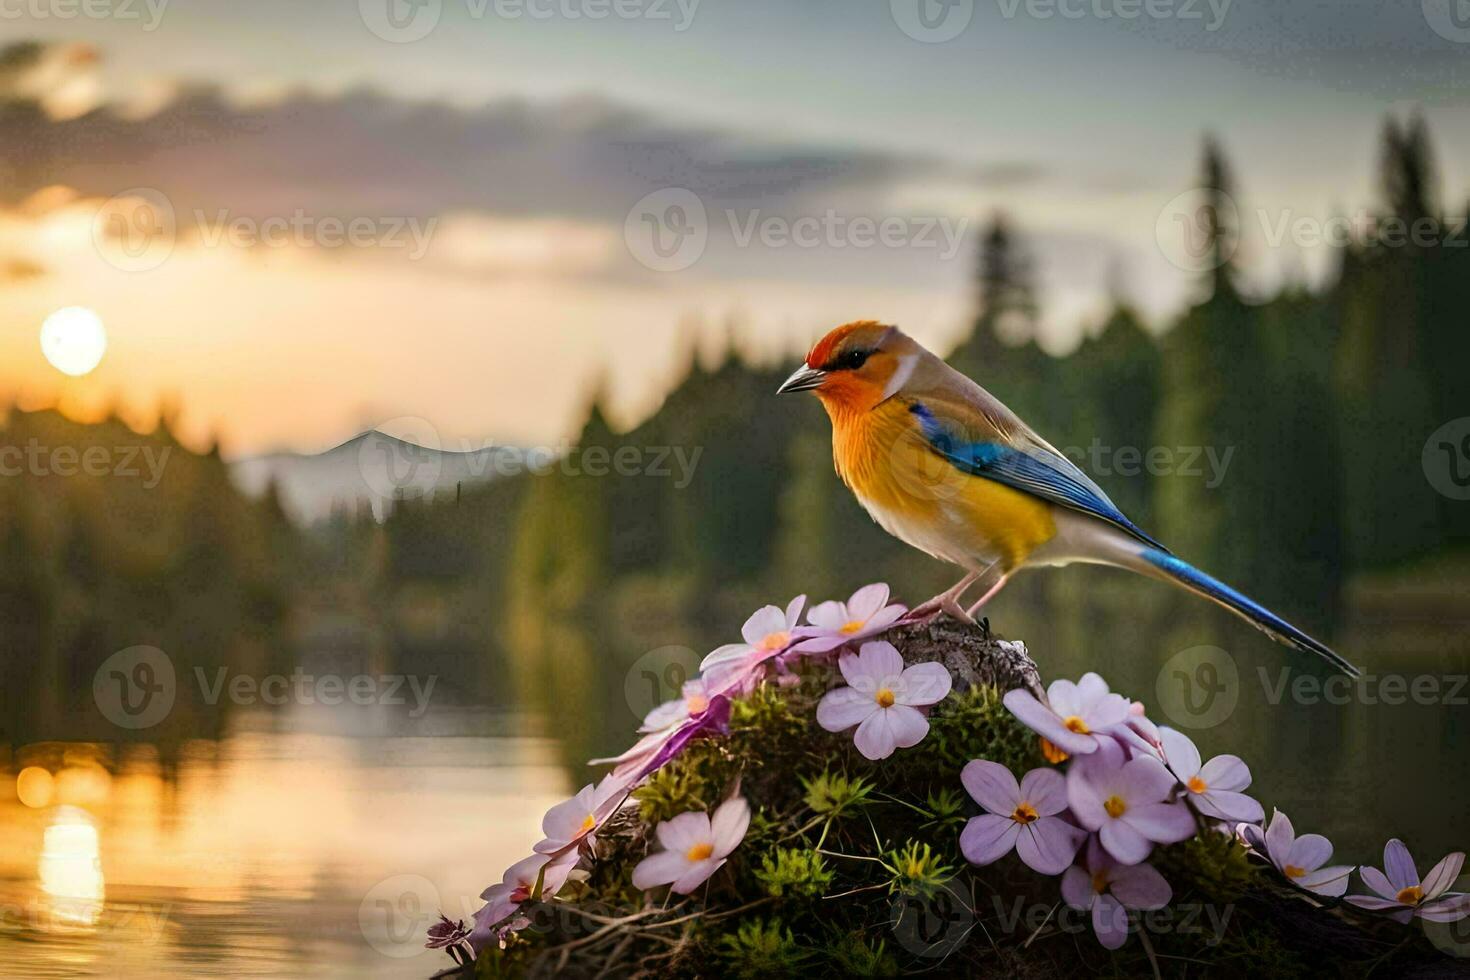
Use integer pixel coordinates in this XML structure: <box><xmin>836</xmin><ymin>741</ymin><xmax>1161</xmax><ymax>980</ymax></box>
<box><xmin>2</xmin><ymin>118</ymin><xmax>1466</xmax><ymax>765</ymax></box>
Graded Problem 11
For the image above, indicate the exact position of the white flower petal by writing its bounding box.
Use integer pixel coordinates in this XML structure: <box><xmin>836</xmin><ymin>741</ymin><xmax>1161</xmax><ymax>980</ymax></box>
<box><xmin>710</xmin><ymin>797</ymin><xmax>751</xmax><ymax>858</ymax></box>
<box><xmin>632</xmin><ymin>850</ymin><xmax>690</xmax><ymax>890</ymax></box>
<box><xmin>816</xmin><ymin>686</ymin><xmax>878</xmax><ymax>732</ymax></box>
<box><xmin>896</xmin><ymin>661</ymin><xmax>952</xmax><ymax>706</ymax></box>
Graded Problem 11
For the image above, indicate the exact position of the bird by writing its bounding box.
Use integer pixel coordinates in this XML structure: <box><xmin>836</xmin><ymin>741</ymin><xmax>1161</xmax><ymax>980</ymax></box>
<box><xmin>777</xmin><ymin>319</ymin><xmax>1360</xmax><ymax>678</ymax></box>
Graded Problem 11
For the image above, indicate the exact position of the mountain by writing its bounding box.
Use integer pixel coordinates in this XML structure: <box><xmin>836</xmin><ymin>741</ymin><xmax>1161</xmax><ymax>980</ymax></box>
<box><xmin>230</xmin><ymin>429</ymin><xmax>526</xmax><ymax>524</ymax></box>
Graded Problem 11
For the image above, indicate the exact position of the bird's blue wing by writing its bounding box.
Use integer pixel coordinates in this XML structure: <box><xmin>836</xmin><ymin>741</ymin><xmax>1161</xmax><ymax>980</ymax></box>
<box><xmin>908</xmin><ymin>401</ymin><xmax>1168</xmax><ymax>552</ymax></box>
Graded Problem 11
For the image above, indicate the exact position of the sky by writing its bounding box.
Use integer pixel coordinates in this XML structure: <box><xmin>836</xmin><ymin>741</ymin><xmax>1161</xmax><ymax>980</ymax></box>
<box><xmin>1</xmin><ymin>0</ymin><xmax>1469</xmax><ymax>454</ymax></box>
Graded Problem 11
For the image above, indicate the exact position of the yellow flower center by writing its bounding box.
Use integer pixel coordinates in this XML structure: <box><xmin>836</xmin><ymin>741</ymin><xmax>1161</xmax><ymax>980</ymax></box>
<box><xmin>685</xmin><ymin>842</ymin><xmax>714</xmax><ymax>862</ymax></box>
<box><xmin>1040</xmin><ymin>738</ymin><xmax>1069</xmax><ymax>764</ymax></box>
<box><xmin>1091</xmin><ymin>871</ymin><xmax>1109</xmax><ymax>895</ymax></box>
<box><xmin>874</xmin><ymin>688</ymin><xmax>896</xmax><ymax>708</ymax></box>
<box><xmin>686</xmin><ymin>694</ymin><xmax>709</xmax><ymax>714</ymax></box>
<box><xmin>579</xmin><ymin>814</ymin><xmax>596</xmax><ymax>833</ymax></box>
<box><xmin>757</xmin><ymin>631</ymin><xmax>790</xmax><ymax>652</ymax></box>
<box><xmin>1284</xmin><ymin>865</ymin><xmax>1306</xmax><ymax>879</ymax></box>
<box><xmin>1010</xmin><ymin>802</ymin><xmax>1038</xmax><ymax>825</ymax></box>
<box><xmin>1063</xmin><ymin>715</ymin><xmax>1089</xmax><ymax>734</ymax></box>
<box><xmin>1397</xmin><ymin>885</ymin><xmax>1424</xmax><ymax>906</ymax></box>
<box><xmin>1103</xmin><ymin>795</ymin><xmax>1127</xmax><ymax>819</ymax></box>
<box><xmin>1187</xmin><ymin>775</ymin><xmax>1208</xmax><ymax>794</ymax></box>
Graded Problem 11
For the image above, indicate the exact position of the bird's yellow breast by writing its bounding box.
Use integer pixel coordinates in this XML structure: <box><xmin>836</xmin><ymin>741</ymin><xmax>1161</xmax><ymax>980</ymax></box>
<box><xmin>826</xmin><ymin>397</ymin><xmax>1057</xmax><ymax>571</ymax></box>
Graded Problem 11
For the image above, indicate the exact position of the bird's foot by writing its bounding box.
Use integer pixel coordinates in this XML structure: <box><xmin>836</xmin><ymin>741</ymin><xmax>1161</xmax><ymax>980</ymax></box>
<box><xmin>905</xmin><ymin>571</ymin><xmax>982</xmax><ymax>624</ymax></box>
<box><xmin>962</xmin><ymin>574</ymin><xmax>1011</xmax><ymax>621</ymax></box>
<box><xmin>905</xmin><ymin>597</ymin><xmax>975</xmax><ymax>625</ymax></box>
<box><xmin>905</xmin><ymin>599</ymin><xmax>941</xmax><ymax>623</ymax></box>
<box><xmin>943</xmin><ymin>600</ymin><xmax>976</xmax><ymax>625</ymax></box>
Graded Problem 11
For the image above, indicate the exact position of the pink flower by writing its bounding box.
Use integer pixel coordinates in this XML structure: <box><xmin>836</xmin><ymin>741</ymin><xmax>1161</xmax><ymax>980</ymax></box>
<box><xmin>1238</xmin><ymin>808</ymin><xmax>1354</xmax><ymax>898</ymax></box>
<box><xmin>632</xmin><ymin>796</ymin><xmax>751</xmax><ymax>894</ymax></box>
<box><xmin>631</xmin><ymin>695</ymin><xmax>731</xmax><ymax>780</ymax></box>
<box><xmin>1109</xmin><ymin>701</ymin><xmax>1164</xmax><ymax>760</ymax></box>
<box><xmin>1061</xmin><ymin>838</ymin><xmax>1173</xmax><ymax>949</ymax></box>
<box><xmin>815</xmin><ymin>641</ymin><xmax>952</xmax><ymax>761</ymax></box>
<box><xmin>588</xmin><ymin>728</ymin><xmax>671</xmax><ymax>782</ymax></box>
<box><xmin>1347</xmin><ymin>838</ymin><xmax>1468</xmax><ymax>923</ymax></box>
<box><xmin>591</xmin><ymin>692</ymin><xmax>731</xmax><ymax>783</ymax></box>
<box><xmin>639</xmin><ymin>678</ymin><xmax>714</xmax><ymax>733</ymax></box>
<box><xmin>1066</xmin><ymin>738</ymin><xmax>1195</xmax><ymax>864</ymax></box>
<box><xmin>793</xmin><ymin>583</ymin><xmax>907</xmax><ymax>653</ymax></box>
<box><xmin>469</xmin><ymin>850</ymin><xmax>579</xmax><ymax>950</ymax></box>
<box><xmin>959</xmin><ymin>759</ymin><xmax>1085</xmax><ymax>874</ymax></box>
<box><xmin>426</xmin><ymin>916</ymin><xmax>470</xmax><ymax>952</ymax></box>
<box><xmin>1158</xmin><ymin>728</ymin><xmax>1263</xmax><ymax>824</ymax></box>
<box><xmin>533</xmin><ymin>774</ymin><xmax>629</xmax><ymax>855</ymax></box>
<box><xmin>700</xmin><ymin>596</ymin><xmax>809</xmax><ymax>688</ymax></box>
<box><xmin>1003</xmin><ymin>673</ymin><xmax>1131</xmax><ymax>756</ymax></box>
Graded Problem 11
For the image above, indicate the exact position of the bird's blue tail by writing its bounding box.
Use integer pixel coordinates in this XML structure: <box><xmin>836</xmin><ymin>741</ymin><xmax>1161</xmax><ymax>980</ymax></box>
<box><xmin>1139</xmin><ymin>549</ymin><xmax>1360</xmax><ymax>678</ymax></box>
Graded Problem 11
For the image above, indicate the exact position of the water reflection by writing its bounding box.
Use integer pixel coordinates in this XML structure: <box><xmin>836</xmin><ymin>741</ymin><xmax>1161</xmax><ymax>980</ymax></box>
<box><xmin>0</xmin><ymin>707</ymin><xmax>569</xmax><ymax>979</ymax></box>
<box><xmin>38</xmin><ymin>807</ymin><xmax>104</xmax><ymax>929</ymax></box>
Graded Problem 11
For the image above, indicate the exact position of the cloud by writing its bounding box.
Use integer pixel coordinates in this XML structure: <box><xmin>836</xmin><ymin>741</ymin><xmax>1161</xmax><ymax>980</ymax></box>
<box><xmin>0</xmin><ymin>42</ymin><xmax>103</xmax><ymax>119</ymax></box>
<box><xmin>425</xmin><ymin>212</ymin><xmax>619</xmax><ymax>277</ymax></box>
<box><xmin>0</xmin><ymin>71</ymin><xmax>1047</xmax><ymax>229</ymax></box>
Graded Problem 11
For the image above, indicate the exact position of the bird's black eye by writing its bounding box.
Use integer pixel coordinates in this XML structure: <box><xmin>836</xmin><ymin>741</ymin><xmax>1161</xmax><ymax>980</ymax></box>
<box><xmin>829</xmin><ymin>348</ymin><xmax>872</xmax><ymax>372</ymax></box>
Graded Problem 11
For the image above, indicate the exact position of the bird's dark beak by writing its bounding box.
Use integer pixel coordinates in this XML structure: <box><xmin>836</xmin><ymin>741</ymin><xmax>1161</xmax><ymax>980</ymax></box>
<box><xmin>777</xmin><ymin>365</ymin><xmax>826</xmax><ymax>394</ymax></box>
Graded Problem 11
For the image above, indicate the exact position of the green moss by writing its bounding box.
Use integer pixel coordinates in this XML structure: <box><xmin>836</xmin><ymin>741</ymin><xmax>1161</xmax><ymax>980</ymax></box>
<box><xmin>926</xmin><ymin>684</ymin><xmax>1044</xmax><ymax>775</ymax></box>
<box><xmin>716</xmin><ymin>919</ymin><xmax>813</xmax><ymax>978</ymax></box>
<box><xmin>755</xmin><ymin>847</ymin><xmax>833</xmax><ymax>899</ymax></box>
<box><xmin>634</xmin><ymin>746</ymin><xmax>718</xmax><ymax>823</ymax></box>
<box><xmin>824</xmin><ymin>932</ymin><xmax>900</xmax><ymax>976</ymax></box>
<box><xmin>729</xmin><ymin>679</ymin><xmax>802</xmax><ymax>726</ymax></box>
<box><xmin>801</xmin><ymin>769</ymin><xmax>876</xmax><ymax>817</ymax></box>
<box><xmin>1154</xmin><ymin>827</ymin><xmax>1259</xmax><ymax>903</ymax></box>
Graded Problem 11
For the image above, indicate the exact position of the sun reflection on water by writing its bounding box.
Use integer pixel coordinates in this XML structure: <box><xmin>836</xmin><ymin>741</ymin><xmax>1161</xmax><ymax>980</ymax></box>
<box><xmin>38</xmin><ymin>805</ymin><xmax>105</xmax><ymax>929</ymax></box>
<box><xmin>0</xmin><ymin>714</ymin><xmax>569</xmax><ymax>977</ymax></box>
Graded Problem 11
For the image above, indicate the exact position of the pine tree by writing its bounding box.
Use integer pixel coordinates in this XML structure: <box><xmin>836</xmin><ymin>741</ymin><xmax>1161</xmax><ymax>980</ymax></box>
<box><xmin>1155</xmin><ymin>138</ymin><xmax>1306</xmax><ymax>642</ymax></box>
<box><xmin>952</xmin><ymin>214</ymin><xmax>1055</xmax><ymax>426</ymax></box>
<box><xmin>1331</xmin><ymin>114</ymin><xmax>1444</xmax><ymax>566</ymax></box>
<box><xmin>972</xmin><ymin>213</ymin><xmax>1040</xmax><ymax>349</ymax></box>
<box><xmin>1199</xmin><ymin>135</ymin><xmax>1239</xmax><ymax>303</ymax></box>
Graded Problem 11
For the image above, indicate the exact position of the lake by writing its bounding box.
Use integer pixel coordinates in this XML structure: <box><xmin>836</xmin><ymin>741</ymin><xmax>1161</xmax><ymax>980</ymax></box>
<box><xmin>2</xmin><ymin>580</ymin><xmax>1468</xmax><ymax>978</ymax></box>
<box><xmin>0</xmin><ymin>704</ymin><xmax>569</xmax><ymax>979</ymax></box>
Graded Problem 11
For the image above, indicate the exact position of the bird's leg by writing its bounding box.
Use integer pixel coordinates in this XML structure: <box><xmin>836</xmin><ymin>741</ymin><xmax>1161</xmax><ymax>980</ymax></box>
<box><xmin>964</xmin><ymin>572</ymin><xmax>1012</xmax><ymax>619</ymax></box>
<box><xmin>906</xmin><ymin>570</ymin><xmax>980</xmax><ymax>624</ymax></box>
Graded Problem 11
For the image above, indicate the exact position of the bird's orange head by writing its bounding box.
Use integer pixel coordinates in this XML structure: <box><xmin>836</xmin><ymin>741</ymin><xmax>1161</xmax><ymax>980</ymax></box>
<box><xmin>777</xmin><ymin>320</ymin><xmax>917</xmax><ymax>414</ymax></box>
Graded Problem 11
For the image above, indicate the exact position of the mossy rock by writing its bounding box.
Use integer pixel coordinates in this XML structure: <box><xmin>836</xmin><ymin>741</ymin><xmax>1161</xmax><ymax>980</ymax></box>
<box><xmin>459</xmin><ymin>620</ymin><xmax>1466</xmax><ymax>979</ymax></box>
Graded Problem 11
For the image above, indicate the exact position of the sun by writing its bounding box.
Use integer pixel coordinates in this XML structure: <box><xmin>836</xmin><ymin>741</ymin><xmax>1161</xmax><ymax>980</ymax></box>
<box><xmin>40</xmin><ymin>307</ymin><xmax>108</xmax><ymax>377</ymax></box>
